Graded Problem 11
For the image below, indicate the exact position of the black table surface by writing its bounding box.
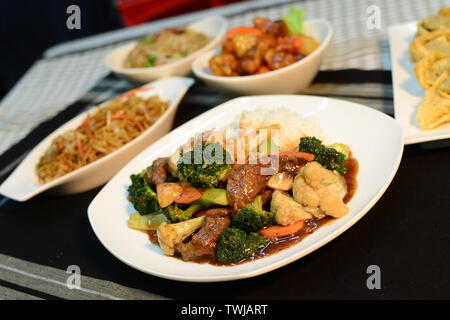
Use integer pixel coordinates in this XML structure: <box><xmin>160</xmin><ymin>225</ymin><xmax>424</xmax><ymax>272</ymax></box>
<box><xmin>1</xmin><ymin>73</ymin><xmax>449</xmax><ymax>300</ymax></box>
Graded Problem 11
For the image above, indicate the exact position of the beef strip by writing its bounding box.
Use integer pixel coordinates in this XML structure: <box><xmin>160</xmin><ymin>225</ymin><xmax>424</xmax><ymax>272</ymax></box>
<box><xmin>143</xmin><ymin>157</ymin><xmax>168</xmax><ymax>185</ymax></box>
<box><xmin>260</xmin><ymin>188</ymin><xmax>273</xmax><ymax>206</ymax></box>
<box><xmin>175</xmin><ymin>209</ymin><xmax>231</xmax><ymax>261</ymax></box>
<box><xmin>203</xmin><ymin>208</ymin><xmax>231</xmax><ymax>218</ymax></box>
<box><xmin>226</xmin><ymin>155</ymin><xmax>307</xmax><ymax>214</ymax></box>
<box><xmin>277</xmin><ymin>155</ymin><xmax>307</xmax><ymax>174</ymax></box>
<box><xmin>226</xmin><ymin>164</ymin><xmax>270</xmax><ymax>215</ymax></box>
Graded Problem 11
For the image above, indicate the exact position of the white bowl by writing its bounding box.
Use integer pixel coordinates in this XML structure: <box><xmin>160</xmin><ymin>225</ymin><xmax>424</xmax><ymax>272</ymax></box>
<box><xmin>106</xmin><ymin>16</ymin><xmax>228</xmax><ymax>83</ymax></box>
<box><xmin>192</xmin><ymin>19</ymin><xmax>333</xmax><ymax>96</ymax></box>
<box><xmin>0</xmin><ymin>77</ymin><xmax>194</xmax><ymax>201</ymax></box>
<box><xmin>88</xmin><ymin>95</ymin><xmax>403</xmax><ymax>282</ymax></box>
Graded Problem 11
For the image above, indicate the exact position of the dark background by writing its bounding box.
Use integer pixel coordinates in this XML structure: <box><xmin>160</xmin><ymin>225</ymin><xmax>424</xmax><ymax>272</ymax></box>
<box><xmin>0</xmin><ymin>0</ymin><xmax>121</xmax><ymax>99</ymax></box>
<box><xmin>0</xmin><ymin>0</ymin><xmax>244</xmax><ymax>100</ymax></box>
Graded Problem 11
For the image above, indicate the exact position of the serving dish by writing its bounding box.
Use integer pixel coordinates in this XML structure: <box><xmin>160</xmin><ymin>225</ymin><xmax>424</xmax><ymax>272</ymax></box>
<box><xmin>388</xmin><ymin>22</ymin><xmax>450</xmax><ymax>144</ymax></box>
<box><xmin>106</xmin><ymin>16</ymin><xmax>228</xmax><ymax>83</ymax></box>
<box><xmin>88</xmin><ymin>95</ymin><xmax>403</xmax><ymax>282</ymax></box>
<box><xmin>0</xmin><ymin>77</ymin><xmax>194</xmax><ymax>201</ymax></box>
<box><xmin>192</xmin><ymin>19</ymin><xmax>333</xmax><ymax>96</ymax></box>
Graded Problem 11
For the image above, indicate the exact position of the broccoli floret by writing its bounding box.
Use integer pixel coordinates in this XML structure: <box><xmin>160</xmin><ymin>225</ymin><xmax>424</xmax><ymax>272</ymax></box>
<box><xmin>216</xmin><ymin>228</ymin><xmax>268</xmax><ymax>264</ymax></box>
<box><xmin>163</xmin><ymin>188</ymin><xmax>229</xmax><ymax>223</ymax></box>
<box><xmin>298</xmin><ymin>136</ymin><xmax>323</xmax><ymax>155</ymax></box>
<box><xmin>320</xmin><ymin>147</ymin><xmax>347</xmax><ymax>175</ymax></box>
<box><xmin>298</xmin><ymin>137</ymin><xmax>347</xmax><ymax>175</ymax></box>
<box><xmin>231</xmin><ymin>196</ymin><xmax>274</xmax><ymax>233</ymax></box>
<box><xmin>128</xmin><ymin>167</ymin><xmax>160</xmax><ymax>215</ymax></box>
<box><xmin>164</xmin><ymin>203</ymin><xmax>203</xmax><ymax>223</ymax></box>
<box><xmin>177</xmin><ymin>143</ymin><xmax>233</xmax><ymax>188</ymax></box>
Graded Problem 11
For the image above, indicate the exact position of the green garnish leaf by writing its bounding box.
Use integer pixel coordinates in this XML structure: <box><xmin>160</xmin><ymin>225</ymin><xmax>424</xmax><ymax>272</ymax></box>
<box><xmin>281</xmin><ymin>5</ymin><xmax>306</xmax><ymax>35</ymax></box>
<box><xmin>145</xmin><ymin>35</ymin><xmax>154</xmax><ymax>43</ymax></box>
<box><xmin>146</xmin><ymin>55</ymin><xmax>156</xmax><ymax>67</ymax></box>
<box><xmin>179</xmin><ymin>51</ymin><xmax>187</xmax><ymax>57</ymax></box>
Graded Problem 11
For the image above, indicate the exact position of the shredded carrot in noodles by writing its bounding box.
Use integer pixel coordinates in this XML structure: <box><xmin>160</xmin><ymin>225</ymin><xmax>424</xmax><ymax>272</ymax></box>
<box><xmin>36</xmin><ymin>94</ymin><xmax>169</xmax><ymax>184</ymax></box>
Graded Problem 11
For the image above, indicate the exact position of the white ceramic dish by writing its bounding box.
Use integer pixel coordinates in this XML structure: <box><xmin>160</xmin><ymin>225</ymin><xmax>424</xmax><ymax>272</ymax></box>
<box><xmin>106</xmin><ymin>16</ymin><xmax>228</xmax><ymax>83</ymax></box>
<box><xmin>388</xmin><ymin>22</ymin><xmax>450</xmax><ymax>144</ymax></box>
<box><xmin>88</xmin><ymin>95</ymin><xmax>403</xmax><ymax>282</ymax></box>
<box><xmin>192</xmin><ymin>19</ymin><xmax>333</xmax><ymax>96</ymax></box>
<box><xmin>0</xmin><ymin>77</ymin><xmax>194</xmax><ymax>201</ymax></box>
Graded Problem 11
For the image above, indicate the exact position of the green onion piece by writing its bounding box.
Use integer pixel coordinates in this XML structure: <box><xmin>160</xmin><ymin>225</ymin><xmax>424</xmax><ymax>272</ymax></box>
<box><xmin>145</xmin><ymin>35</ymin><xmax>154</xmax><ymax>43</ymax></box>
<box><xmin>146</xmin><ymin>55</ymin><xmax>156</xmax><ymax>67</ymax></box>
<box><xmin>179</xmin><ymin>51</ymin><xmax>187</xmax><ymax>57</ymax></box>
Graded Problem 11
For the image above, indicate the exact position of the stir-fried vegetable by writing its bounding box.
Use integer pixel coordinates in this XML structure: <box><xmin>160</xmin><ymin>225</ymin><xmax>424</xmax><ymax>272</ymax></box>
<box><xmin>298</xmin><ymin>137</ymin><xmax>348</xmax><ymax>175</ymax></box>
<box><xmin>281</xmin><ymin>5</ymin><xmax>307</xmax><ymax>35</ymax></box>
<box><xmin>164</xmin><ymin>188</ymin><xmax>229</xmax><ymax>223</ymax></box>
<box><xmin>128</xmin><ymin>212</ymin><xmax>169</xmax><ymax>231</ymax></box>
<box><xmin>177</xmin><ymin>143</ymin><xmax>233</xmax><ymax>188</ymax></box>
<box><xmin>128</xmin><ymin>167</ymin><xmax>160</xmax><ymax>215</ymax></box>
<box><xmin>174</xmin><ymin>185</ymin><xmax>202</xmax><ymax>204</ymax></box>
<box><xmin>157</xmin><ymin>216</ymin><xmax>206</xmax><ymax>256</ymax></box>
<box><xmin>216</xmin><ymin>228</ymin><xmax>268</xmax><ymax>264</ymax></box>
<box><xmin>164</xmin><ymin>203</ymin><xmax>204</xmax><ymax>223</ymax></box>
<box><xmin>231</xmin><ymin>196</ymin><xmax>274</xmax><ymax>233</ymax></box>
<box><xmin>259</xmin><ymin>220</ymin><xmax>305</xmax><ymax>238</ymax></box>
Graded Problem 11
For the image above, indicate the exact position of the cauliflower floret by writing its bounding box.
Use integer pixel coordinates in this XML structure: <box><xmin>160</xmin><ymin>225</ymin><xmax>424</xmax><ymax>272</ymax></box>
<box><xmin>293</xmin><ymin>161</ymin><xmax>348</xmax><ymax>218</ymax></box>
<box><xmin>270</xmin><ymin>190</ymin><xmax>312</xmax><ymax>225</ymax></box>
<box><xmin>157</xmin><ymin>216</ymin><xmax>205</xmax><ymax>256</ymax></box>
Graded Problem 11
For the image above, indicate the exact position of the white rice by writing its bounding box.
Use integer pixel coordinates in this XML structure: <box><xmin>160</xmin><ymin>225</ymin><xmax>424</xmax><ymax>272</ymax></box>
<box><xmin>239</xmin><ymin>108</ymin><xmax>328</xmax><ymax>152</ymax></box>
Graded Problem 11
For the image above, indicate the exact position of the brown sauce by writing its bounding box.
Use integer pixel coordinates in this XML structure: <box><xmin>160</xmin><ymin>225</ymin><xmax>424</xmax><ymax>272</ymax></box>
<box><xmin>147</xmin><ymin>230</ymin><xmax>158</xmax><ymax>243</ymax></box>
<box><xmin>343</xmin><ymin>156</ymin><xmax>359</xmax><ymax>204</ymax></box>
<box><xmin>259</xmin><ymin>217</ymin><xmax>334</xmax><ymax>258</ymax></box>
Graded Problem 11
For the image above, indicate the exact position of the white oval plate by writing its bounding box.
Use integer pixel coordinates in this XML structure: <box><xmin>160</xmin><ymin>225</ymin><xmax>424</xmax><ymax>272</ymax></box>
<box><xmin>106</xmin><ymin>16</ymin><xmax>228</xmax><ymax>83</ymax></box>
<box><xmin>88</xmin><ymin>95</ymin><xmax>404</xmax><ymax>282</ymax></box>
<box><xmin>0</xmin><ymin>77</ymin><xmax>194</xmax><ymax>201</ymax></box>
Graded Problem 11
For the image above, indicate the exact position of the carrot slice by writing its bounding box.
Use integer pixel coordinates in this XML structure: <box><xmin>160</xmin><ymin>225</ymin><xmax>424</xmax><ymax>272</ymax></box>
<box><xmin>119</xmin><ymin>87</ymin><xmax>152</xmax><ymax>100</ymax></box>
<box><xmin>227</xmin><ymin>26</ymin><xmax>262</xmax><ymax>39</ymax></box>
<box><xmin>76</xmin><ymin>133</ymin><xmax>84</xmax><ymax>159</ymax></box>
<box><xmin>259</xmin><ymin>220</ymin><xmax>305</xmax><ymax>238</ymax></box>
<box><xmin>290</xmin><ymin>35</ymin><xmax>303</xmax><ymax>51</ymax></box>
<box><xmin>175</xmin><ymin>186</ymin><xmax>202</xmax><ymax>204</ymax></box>
<box><xmin>270</xmin><ymin>152</ymin><xmax>315</xmax><ymax>162</ymax></box>
<box><xmin>80</xmin><ymin>119</ymin><xmax>93</xmax><ymax>128</ymax></box>
<box><xmin>256</xmin><ymin>65</ymin><xmax>271</xmax><ymax>74</ymax></box>
<box><xmin>83</xmin><ymin>127</ymin><xmax>94</xmax><ymax>141</ymax></box>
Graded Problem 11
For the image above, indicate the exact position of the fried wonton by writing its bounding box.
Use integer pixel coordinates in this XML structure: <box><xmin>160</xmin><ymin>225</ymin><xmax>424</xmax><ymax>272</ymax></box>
<box><xmin>414</xmin><ymin>53</ymin><xmax>450</xmax><ymax>89</ymax></box>
<box><xmin>416</xmin><ymin>10</ymin><xmax>450</xmax><ymax>37</ymax></box>
<box><xmin>439</xmin><ymin>8</ymin><xmax>450</xmax><ymax>17</ymax></box>
<box><xmin>409</xmin><ymin>29</ymin><xmax>450</xmax><ymax>62</ymax></box>
<box><xmin>417</xmin><ymin>70</ymin><xmax>450</xmax><ymax>130</ymax></box>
